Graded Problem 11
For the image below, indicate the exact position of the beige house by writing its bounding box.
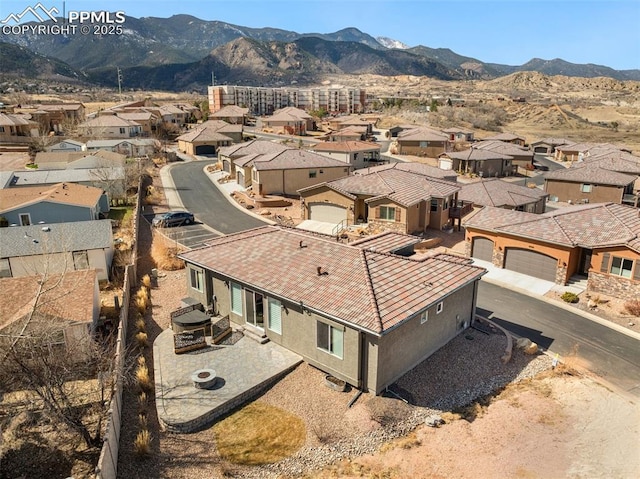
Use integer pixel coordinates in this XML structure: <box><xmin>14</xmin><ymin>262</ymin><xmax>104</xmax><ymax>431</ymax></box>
<box><xmin>464</xmin><ymin>203</ymin><xmax>640</xmax><ymax>299</ymax></box>
<box><xmin>458</xmin><ymin>178</ymin><xmax>548</xmax><ymax>213</ymax></box>
<box><xmin>0</xmin><ymin>113</ymin><xmax>38</xmax><ymax>143</ymax></box>
<box><xmin>443</xmin><ymin>127</ymin><xmax>475</xmax><ymax>143</ymax></box>
<box><xmin>473</xmin><ymin>140</ymin><xmax>534</xmax><ymax>169</ymax></box>
<box><xmin>259</xmin><ymin>107</ymin><xmax>315</xmax><ymax>135</ymax></box>
<box><xmin>311</xmin><ymin>140</ymin><xmax>382</xmax><ymax>169</ymax></box>
<box><xmin>530</xmin><ymin>138</ymin><xmax>573</xmax><ymax>155</ymax></box>
<box><xmin>25</xmin><ymin>103</ymin><xmax>85</xmax><ymax>135</ymax></box>
<box><xmin>328</xmin><ymin>126</ymin><xmax>368</xmax><ymax>142</ymax></box>
<box><xmin>298</xmin><ymin>163</ymin><xmax>461</xmax><ymax>233</ymax></box>
<box><xmin>77</xmin><ymin>114</ymin><xmax>142</xmax><ymax>139</ymax></box>
<box><xmin>393</xmin><ymin>127</ymin><xmax>450</xmax><ymax>157</ymax></box>
<box><xmin>482</xmin><ymin>132</ymin><xmax>526</xmax><ymax>146</ymax></box>
<box><xmin>115</xmin><ymin>111</ymin><xmax>159</xmax><ymax>136</ymax></box>
<box><xmin>177</xmin><ymin>120</ymin><xmax>242</xmax><ymax>155</ymax></box>
<box><xmin>180</xmin><ymin>226</ymin><xmax>486</xmax><ymax>394</ymax></box>
<box><xmin>439</xmin><ymin>148</ymin><xmax>514</xmax><ymax>177</ymax></box>
<box><xmin>0</xmin><ymin>269</ymin><xmax>100</xmax><ymax>357</ymax></box>
<box><xmin>234</xmin><ymin>149</ymin><xmax>350</xmax><ymax>196</ymax></box>
<box><xmin>218</xmin><ymin>139</ymin><xmax>290</xmax><ymax>177</ymax></box>
<box><xmin>209</xmin><ymin>105</ymin><xmax>249</xmax><ymax>125</ymax></box>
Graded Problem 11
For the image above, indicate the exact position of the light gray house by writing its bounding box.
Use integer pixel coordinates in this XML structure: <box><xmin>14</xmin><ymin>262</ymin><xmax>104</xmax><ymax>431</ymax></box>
<box><xmin>179</xmin><ymin>226</ymin><xmax>486</xmax><ymax>394</ymax></box>
<box><xmin>0</xmin><ymin>182</ymin><xmax>109</xmax><ymax>226</ymax></box>
<box><xmin>0</xmin><ymin>220</ymin><xmax>114</xmax><ymax>281</ymax></box>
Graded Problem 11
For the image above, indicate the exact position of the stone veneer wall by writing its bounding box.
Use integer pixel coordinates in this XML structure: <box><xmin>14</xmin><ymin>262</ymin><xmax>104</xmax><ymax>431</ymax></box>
<box><xmin>368</xmin><ymin>220</ymin><xmax>406</xmax><ymax>234</ymax></box>
<box><xmin>588</xmin><ymin>272</ymin><xmax>640</xmax><ymax>299</ymax></box>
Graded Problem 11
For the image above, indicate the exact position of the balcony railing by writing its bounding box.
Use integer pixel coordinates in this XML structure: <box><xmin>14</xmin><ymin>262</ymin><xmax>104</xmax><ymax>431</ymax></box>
<box><xmin>449</xmin><ymin>203</ymin><xmax>474</xmax><ymax>219</ymax></box>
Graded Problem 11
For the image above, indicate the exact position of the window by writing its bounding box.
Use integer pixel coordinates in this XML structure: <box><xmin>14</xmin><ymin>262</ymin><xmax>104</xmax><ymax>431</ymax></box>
<box><xmin>419</xmin><ymin>310</ymin><xmax>428</xmax><ymax>324</ymax></box>
<box><xmin>19</xmin><ymin>213</ymin><xmax>31</xmax><ymax>226</ymax></box>
<box><xmin>610</xmin><ymin>257</ymin><xmax>634</xmax><ymax>279</ymax></box>
<box><xmin>419</xmin><ymin>141</ymin><xmax>429</xmax><ymax>147</ymax></box>
<box><xmin>0</xmin><ymin>126</ymin><xmax>5</xmax><ymax>132</ymax></box>
<box><xmin>581</xmin><ymin>184</ymin><xmax>592</xmax><ymax>193</ymax></box>
<box><xmin>379</xmin><ymin>206</ymin><xmax>396</xmax><ymax>221</ymax></box>
<box><xmin>190</xmin><ymin>268</ymin><xmax>203</xmax><ymax>292</ymax></box>
<box><xmin>317</xmin><ymin>321</ymin><xmax>343</xmax><ymax>358</ymax></box>
<box><xmin>230</xmin><ymin>282</ymin><xmax>242</xmax><ymax>315</ymax></box>
<box><xmin>436</xmin><ymin>302</ymin><xmax>444</xmax><ymax>314</ymax></box>
<box><xmin>73</xmin><ymin>251</ymin><xmax>89</xmax><ymax>270</ymax></box>
<box><xmin>309</xmin><ymin>170</ymin><xmax>317</xmax><ymax>178</ymax></box>
<box><xmin>268</xmin><ymin>298</ymin><xmax>282</xmax><ymax>334</ymax></box>
<box><xmin>119</xmin><ymin>127</ymin><xmax>126</xmax><ymax>134</ymax></box>
<box><xmin>430</xmin><ymin>199</ymin><xmax>438</xmax><ymax>212</ymax></box>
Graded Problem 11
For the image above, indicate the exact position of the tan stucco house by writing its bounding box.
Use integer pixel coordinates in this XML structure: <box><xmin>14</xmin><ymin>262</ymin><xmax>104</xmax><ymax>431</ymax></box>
<box><xmin>394</xmin><ymin>127</ymin><xmax>450</xmax><ymax>157</ymax></box>
<box><xmin>458</xmin><ymin>178</ymin><xmax>548</xmax><ymax>213</ymax></box>
<box><xmin>464</xmin><ymin>203</ymin><xmax>640</xmax><ymax>299</ymax></box>
<box><xmin>177</xmin><ymin>120</ymin><xmax>243</xmax><ymax>155</ymax></box>
<box><xmin>311</xmin><ymin>140</ymin><xmax>382</xmax><ymax>169</ymax></box>
<box><xmin>298</xmin><ymin>162</ymin><xmax>461</xmax><ymax>233</ymax></box>
<box><xmin>439</xmin><ymin>148</ymin><xmax>514</xmax><ymax>177</ymax></box>
<box><xmin>179</xmin><ymin>226</ymin><xmax>486</xmax><ymax>394</ymax></box>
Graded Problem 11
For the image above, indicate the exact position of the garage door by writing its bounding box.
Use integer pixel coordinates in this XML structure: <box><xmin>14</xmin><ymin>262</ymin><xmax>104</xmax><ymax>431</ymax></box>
<box><xmin>471</xmin><ymin>237</ymin><xmax>494</xmax><ymax>262</ymax></box>
<box><xmin>309</xmin><ymin>203</ymin><xmax>347</xmax><ymax>224</ymax></box>
<box><xmin>196</xmin><ymin>145</ymin><xmax>216</xmax><ymax>155</ymax></box>
<box><xmin>223</xmin><ymin>159</ymin><xmax>231</xmax><ymax>173</ymax></box>
<box><xmin>237</xmin><ymin>171</ymin><xmax>245</xmax><ymax>187</ymax></box>
<box><xmin>534</xmin><ymin>146</ymin><xmax>549</xmax><ymax>154</ymax></box>
<box><xmin>504</xmin><ymin>248</ymin><xmax>557</xmax><ymax>282</ymax></box>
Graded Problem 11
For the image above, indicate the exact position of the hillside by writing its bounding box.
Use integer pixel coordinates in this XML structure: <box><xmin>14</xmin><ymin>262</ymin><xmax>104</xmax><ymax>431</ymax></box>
<box><xmin>0</xmin><ymin>42</ymin><xmax>85</xmax><ymax>82</ymax></box>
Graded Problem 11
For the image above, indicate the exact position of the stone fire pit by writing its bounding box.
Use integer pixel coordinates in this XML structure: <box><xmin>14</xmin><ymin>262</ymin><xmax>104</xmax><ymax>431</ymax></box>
<box><xmin>191</xmin><ymin>368</ymin><xmax>217</xmax><ymax>389</ymax></box>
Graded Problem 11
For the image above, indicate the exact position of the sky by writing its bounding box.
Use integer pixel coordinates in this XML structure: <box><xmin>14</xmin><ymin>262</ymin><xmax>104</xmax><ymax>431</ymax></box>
<box><xmin>1</xmin><ymin>0</ymin><xmax>639</xmax><ymax>70</ymax></box>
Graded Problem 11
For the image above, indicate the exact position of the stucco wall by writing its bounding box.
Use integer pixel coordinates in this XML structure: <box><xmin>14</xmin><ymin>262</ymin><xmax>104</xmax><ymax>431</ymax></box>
<box><xmin>300</xmin><ymin>186</ymin><xmax>356</xmax><ymax>221</ymax></box>
<box><xmin>367</xmin><ymin>283</ymin><xmax>477</xmax><ymax>394</ymax></box>
<box><xmin>256</xmin><ymin>166</ymin><xmax>349</xmax><ymax>196</ymax></box>
<box><xmin>397</xmin><ymin>141</ymin><xmax>447</xmax><ymax>158</ymax></box>
<box><xmin>545</xmin><ymin>180</ymin><xmax>625</xmax><ymax>204</ymax></box>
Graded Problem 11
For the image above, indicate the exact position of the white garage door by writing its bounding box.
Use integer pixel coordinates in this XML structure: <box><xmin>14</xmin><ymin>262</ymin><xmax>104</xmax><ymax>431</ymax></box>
<box><xmin>504</xmin><ymin>248</ymin><xmax>557</xmax><ymax>282</ymax></box>
<box><xmin>309</xmin><ymin>203</ymin><xmax>348</xmax><ymax>224</ymax></box>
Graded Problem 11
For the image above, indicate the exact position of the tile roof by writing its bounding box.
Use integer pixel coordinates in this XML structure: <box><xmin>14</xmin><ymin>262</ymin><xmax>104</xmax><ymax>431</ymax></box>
<box><xmin>397</xmin><ymin>127</ymin><xmax>449</xmax><ymax>142</ymax></box>
<box><xmin>0</xmin><ymin>113</ymin><xmax>34</xmax><ymax>126</ymax></box>
<box><xmin>458</xmin><ymin>178</ymin><xmax>548</xmax><ymax>208</ymax></box>
<box><xmin>0</xmin><ymin>182</ymin><xmax>104</xmax><ymax>212</ymax></box>
<box><xmin>530</xmin><ymin>138</ymin><xmax>573</xmax><ymax>147</ymax></box>
<box><xmin>210</xmin><ymin>105</ymin><xmax>249</xmax><ymax>117</ymax></box>
<box><xmin>442</xmin><ymin>127</ymin><xmax>474</xmax><ymax>135</ymax></box>
<box><xmin>583</xmin><ymin>154</ymin><xmax>640</xmax><ymax>175</ymax></box>
<box><xmin>312</xmin><ymin>141</ymin><xmax>380</xmax><ymax>153</ymax></box>
<box><xmin>464</xmin><ymin>203</ymin><xmax>640</xmax><ymax>252</ymax></box>
<box><xmin>267</xmin><ymin>107</ymin><xmax>312</xmax><ymax>122</ymax></box>
<box><xmin>444</xmin><ymin>148</ymin><xmax>513</xmax><ymax>161</ymax></box>
<box><xmin>36</xmin><ymin>103</ymin><xmax>84</xmax><ymax>111</ymax></box>
<box><xmin>482</xmin><ymin>132</ymin><xmax>525</xmax><ymax>142</ymax></box>
<box><xmin>544</xmin><ymin>163</ymin><xmax>637</xmax><ymax>185</ymax></box>
<box><xmin>0</xmin><ymin>220</ymin><xmax>113</xmax><ymax>257</ymax></box>
<box><xmin>176</xmin><ymin>120</ymin><xmax>242</xmax><ymax>142</ymax></box>
<box><xmin>362</xmin><ymin>162</ymin><xmax>458</xmax><ymax>181</ymax></box>
<box><xmin>349</xmin><ymin>231</ymin><xmax>422</xmax><ymax>253</ymax></box>
<box><xmin>218</xmin><ymin>139</ymin><xmax>291</xmax><ymax>158</ymax></box>
<box><xmin>81</xmin><ymin>115</ymin><xmax>139</xmax><ymax>128</ymax></box>
<box><xmin>245</xmin><ymin>149</ymin><xmax>348</xmax><ymax>171</ymax></box>
<box><xmin>473</xmin><ymin>140</ymin><xmax>533</xmax><ymax>157</ymax></box>
<box><xmin>180</xmin><ymin>226</ymin><xmax>485</xmax><ymax>334</ymax></box>
<box><xmin>0</xmin><ymin>270</ymin><xmax>97</xmax><ymax>331</ymax></box>
<box><xmin>316</xmin><ymin>167</ymin><xmax>460</xmax><ymax>207</ymax></box>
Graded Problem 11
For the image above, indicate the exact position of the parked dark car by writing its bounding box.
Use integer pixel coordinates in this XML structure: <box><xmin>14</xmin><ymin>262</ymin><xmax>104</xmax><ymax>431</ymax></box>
<box><xmin>152</xmin><ymin>211</ymin><xmax>195</xmax><ymax>227</ymax></box>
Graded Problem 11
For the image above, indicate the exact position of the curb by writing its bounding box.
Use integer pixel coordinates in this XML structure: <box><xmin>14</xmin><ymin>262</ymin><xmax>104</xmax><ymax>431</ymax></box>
<box><xmin>481</xmin><ymin>276</ymin><xmax>640</xmax><ymax>341</ymax></box>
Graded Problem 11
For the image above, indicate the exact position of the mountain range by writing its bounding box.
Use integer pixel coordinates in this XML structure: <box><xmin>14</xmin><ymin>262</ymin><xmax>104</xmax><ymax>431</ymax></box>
<box><xmin>1</xmin><ymin>14</ymin><xmax>638</xmax><ymax>92</ymax></box>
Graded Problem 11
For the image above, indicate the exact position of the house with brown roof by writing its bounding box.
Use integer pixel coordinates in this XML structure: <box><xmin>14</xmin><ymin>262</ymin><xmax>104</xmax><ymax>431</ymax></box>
<box><xmin>259</xmin><ymin>107</ymin><xmax>315</xmax><ymax>135</ymax></box>
<box><xmin>464</xmin><ymin>203</ymin><xmax>640</xmax><ymax>299</ymax></box>
<box><xmin>177</xmin><ymin>120</ymin><xmax>243</xmax><ymax>155</ymax></box>
<box><xmin>34</xmin><ymin>150</ymin><xmax>125</xmax><ymax>170</ymax></box>
<box><xmin>217</xmin><ymin>139</ymin><xmax>291</xmax><ymax>177</ymax></box>
<box><xmin>543</xmin><ymin>162</ymin><xmax>638</xmax><ymax>206</ymax></box>
<box><xmin>234</xmin><ymin>149</ymin><xmax>350</xmax><ymax>196</ymax></box>
<box><xmin>115</xmin><ymin>111</ymin><xmax>159</xmax><ymax>136</ymax></box>
<box><xmin>327</xmin><ymin>117</ymin><xmax>374</xmax><ymax>135</ymax></box>
<box><xmin>482</xmin><ymin>132</ymin><xmax>526</xmax><ymax>146</ymax></box>
<box><xmin>442</xmin><ymin>127</ymin><xmax>475</xmax><ymax>143</ymax></box>
<box><xmin>328</xmin><ymin>126</ymin><xmax>368</xmax><ymax>142</ymax></box>
<box><xmin>25</xmin><ymin>103</ymin><xmax>85</xmax><ymax>135</ymax></box>
<box><xmin>393</xmin><ymin>127</ymin><xmax>450</xmax><ymax>157</ymax></box>
<box><xmin>298</xmin><ymin>163</ymin><xmax>461</xmax><ymax>233</ymax></box>
<box><xmin>0</xmin><ymin>113</ymin><xmax>37</xmax><ymax>143</ymax></box>
<box><xmin>473</xmin><ymin>140</ymin><xmax>534</xmax><ymax>169</ymax></box>
<box><xmin>0</xmin><ymin>182</ymin><xmax>109</xmax><ymax>226</ymax></box>
<box><xmin>179</xmin><ymin>225</ymin><xmax>486</xmax><ymax>394</ymax></box>
<box><xmin>311</xmin><ymin>140</ymin><xmax>382</xmax><ymax>169</ymax></box>
<box><xmin>0</xmin><ymin>269</ymin><xmax>99</xmax><ymax>357</ymax></box>
<box><xmin>530</xmin><ymin>138</ymin><xmax>573</xmax><ymax>155</ymax></box>
<box><xmin>439</xmin><ymin>147</ymin><xmax>514</xmax><ymax>177</ymax></box>
<box><xmin>209</xmin><ymin>105</ymin><xmax>250</xmax><ymax>125</ymax></box>
<box><xmin>0</xmin><ymin>220</ymin><xmax>114</xmax><ymax>280</ymax></box>
<box><xmin>458</xmin><ymin>178</ymin><xmax>548</xmax><ymax>213</ymax></box>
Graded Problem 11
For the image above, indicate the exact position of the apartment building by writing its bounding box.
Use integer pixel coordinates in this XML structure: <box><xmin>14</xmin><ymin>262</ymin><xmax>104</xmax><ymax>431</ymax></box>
<box><xmin>208</xmin><ymin>85</ymin><xmax>366</xmax><ymax>116</ymax></box>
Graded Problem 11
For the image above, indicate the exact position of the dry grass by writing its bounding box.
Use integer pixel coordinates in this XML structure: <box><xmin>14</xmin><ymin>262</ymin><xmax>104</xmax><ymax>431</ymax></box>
<box><xmin>141</xmin><ymin>274</ymin><xmax>152</xmax><ymax>289</ymax></box>
<box><xmin>135</xmin><ymin>317</ymin><xmax>146</xmax><ymax>333</ymax></box>
<box><xmin>624</xmin><ymin>299</ymin><xmax>640</xmax><ymax>317</ymax></box>
<box><xmin>379</xmin><ymin>432</ymin><xmax>421</xmax><ymax>453</ymax></box>
<box><xmin>136</xmin><ymin>364</ymin><xmax>153</xmax><ymax>392</ymax></box>
<box><xmin>135</xmin><ymin>331</ymin><xmax>149</xmax><ymax>349</ymax></box>
<box><xmin>133</xmin><ymin>429</ymin><xmax>152</xmax><ymax>457</ymax></box>
<box><xmin>151</xmin><ymin>233</ymin><xmax>185</xmax><ymax>271</ymax></box>
<box><xmin>213</xmin><ymin>401</ymin><xmax>306</xmax><ymax>465</ymax></box>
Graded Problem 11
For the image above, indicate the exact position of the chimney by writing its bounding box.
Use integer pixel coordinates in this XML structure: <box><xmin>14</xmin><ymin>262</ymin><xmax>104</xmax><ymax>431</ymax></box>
<box><xmin>317</xmin><ymin>266</ymin><xmax>323</xmax><ymax>276</ymax></box>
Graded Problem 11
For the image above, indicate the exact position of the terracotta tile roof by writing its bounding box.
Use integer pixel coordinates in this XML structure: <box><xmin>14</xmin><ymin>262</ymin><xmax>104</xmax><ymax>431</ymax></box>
<box><xmin>397</xmin><ymin>127</ymin><xmax>449</xmax><ymax>142</ymax></box>
<box><xmin>219</xmin><ymin>139</ymin><xmax>290</xmax><ymax>158</ymax></box>
<box><xmin>312</xmin><ymin>141</ymin><xmax>380</xmax><ymax>153</ymax></box>
<box><xmin>180</xmin><ymin>226</ymin><xmax>485</xmax><ymax>334</ymax></box>
<box><xmin>176</xmin><ymin>120</ymin><xmax>241</xmax><ymax>142</ymax></box>
<box><xmin>362</xmin><ymin>162</ymin><xmax>458</xmax><ymax>181</ymax></box>
<box><xmin>0</xmin><ymin>270</ymin><xmax>97</xmax><ymax>331</ymax></box>
<box><xmin>349</xmin><ymin>231</ymin><xmax>422</xmax><ymax>253</ymax></box>
<box><xmin>0</xmin><ymin>182</ymin><xmax>104</xmax><ymax>212</ymax></box>
<box><xmin>473</xmin><ymin>140</ymin><xmax>533</xmax><ymax>158</ymax></box>
<box><xmin>267</xmin><ymin>107</ymin><xmax>312</xmax><ymax>122</ymax></box>
<box><xmin>314</xmin><ymin>167</ymin><xmax>460</xmax><ymax>206</ymax></box>
<box><xmin>544</xmin><ymin>163</ymin><xmax>637</xmax><ymax>185</ymax></box>
<box><xmin>583</xmin><ymin>155</ymin><xmax>640</xmax><ymax>175</ymax></box>
<box><xmin>116</xmin><ymin>111</ymin><xmax>155</xmax><ymax>122</ymax></box>
<box><xmin>465</xmin><ymin>203</ymin><xmax>640</xmax><ymax>252</ymax></box>
<box><xmin>444</xmin><ymin>148</ymin><xmax>513</xmax><ymax>161</ymax></box>
<box><xmin>458</xmin><ymin>178</ymin><xmax>548</xmax><ymax>208</ymax></box>
<box><xmin>245</xmin><ymin>149</ymin><xmax>348</xmax><ymax>171</ymax></box>
<box><xmin>330</xmin><ymin>127</ymin><xmax>366</xmax><ymax>136</ymax></box>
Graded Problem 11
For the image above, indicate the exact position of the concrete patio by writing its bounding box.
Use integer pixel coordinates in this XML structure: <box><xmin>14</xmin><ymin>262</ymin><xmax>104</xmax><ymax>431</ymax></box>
<box><xmin>153</xmin><ymin>329</ymin><xmax>303</xmax><ymax>432</ymax></box>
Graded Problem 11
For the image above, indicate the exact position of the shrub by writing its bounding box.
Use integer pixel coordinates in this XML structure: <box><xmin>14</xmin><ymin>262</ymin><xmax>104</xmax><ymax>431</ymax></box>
<box><xmin>133</xmin><ymin>429</ymin><xmax>152</xmax><ymax>456</ymax></box>
<box><xmin>135</xmin><ymin>331</ymin><xmax>148</xmax><ymax>349</ymax></box>
<box><xmin>151</xmin><ymin>233</ymin><xmax>185</xmax><ymax>271</ymax></box>
<box><xmin>561</xmin><ymin>292</ymin><xmax>579</xmax><ymax>304</ymax></box>
<box><xmin>141</xmin><ymin>274</ymin><xmax>152</xmax><ymax>289</ymax></box>
<box><xmin>136</xmin><ymin>364</ymin><xmax>153</xmax><ymax>392</ymax></box>
<box><xmin>139</xmin><ymin>413</ymin><xmax>147</xmax><ymax>429</ymax></box>
<box><xmin>135</xmin><ymin>318</ymin><xmax>146</xmax><ymax>333</ymax></box>
<box><xmin>624</xmin><ymin>299</ymin><xmax>640</xmax><ymax>317</ymax></box>
<box><xmin>135</xmin><ymin>296</ymin><xmax>148</xmax><ymax>314</ymax></box>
